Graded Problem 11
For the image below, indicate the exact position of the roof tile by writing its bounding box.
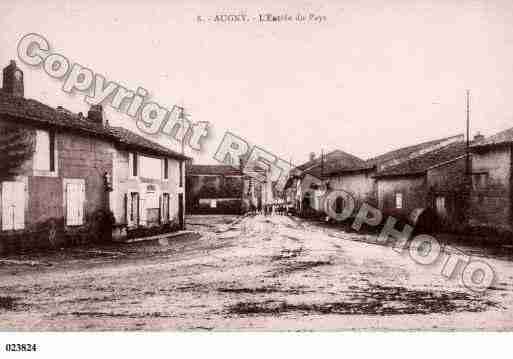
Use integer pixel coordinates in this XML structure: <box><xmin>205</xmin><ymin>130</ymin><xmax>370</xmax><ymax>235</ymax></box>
<box><xmin>0</xmin><ymin>91</ymin><xmax>188</xmax><ymax>160</ymax></box>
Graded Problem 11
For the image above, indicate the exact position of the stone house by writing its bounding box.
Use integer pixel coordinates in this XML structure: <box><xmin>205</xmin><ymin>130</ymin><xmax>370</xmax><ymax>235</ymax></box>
<box><xmin>0</xmin><ymin>60</ymin><xmax>188</xmax><ymax>253</ymax></box>
<box><xmin>323</xmin><ymin>135</ymin><xmax>465</xmax><ymax>218</ymax></box>
<box><xmin>373</xmin><ymin>141</ymin><xmax>467</xmax><ymax>230</ymax></box>
<box><xmin>468</xmin><ymin>129</ymin><xmax>513</xmax><ymax>233</ymax></box>
<box><xmin>186</xmin><ymin>164</ymin><xmax>254</xmax><ymax>214</ymax></box>
<box><xmin>284</xmin><ymin>150</ymin><xmax>366</xmax><ymax>214</ymax></box>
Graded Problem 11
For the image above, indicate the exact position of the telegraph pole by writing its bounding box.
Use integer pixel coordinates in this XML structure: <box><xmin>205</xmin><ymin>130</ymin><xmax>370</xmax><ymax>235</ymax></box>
<box><xmin>320</xmin><ymin>148</ymin><xmax>324</xmax><ymax>181</ymax></box>
<box><xmin>466</xmin><ymin>90</ymin><xmax>471</xmax><ymax>175</ymax></box>
<box><xmin>179</xmin><ymin>105</ymin><xmax>185</xmax><ymax>155</ymax></box>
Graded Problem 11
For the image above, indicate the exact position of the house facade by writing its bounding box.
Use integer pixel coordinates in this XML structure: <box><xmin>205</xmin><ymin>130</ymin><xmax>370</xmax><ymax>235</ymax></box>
<box><xmin>284</xmin><ymin>150</ymin><xmax>367</xmax><ymax>214</ymax></box>
<box><xmin>468</xmin><ymin>129</ymin><xmax>513</xmax><ymax>232</ymax></box>
<box><xmin>186</xmin><ymin>164</ymin><xmax>254</xmax><ymax>214</ymax></box>
<box><xmin>325</xmin><ymin>167</ymin><xmax>378</xmax><ymax>209</ymax></box>
<box><xmin>319</xmin><ymin>135</ymin><xmax>464</xmax><ymax>221</ymax></box>
<box><xmin>374</xmin><ymin>141</ymin><xmax>467</xmax><ymax>229</ymax></box>
<box><xmin>0</xmin><ymin>60</ymin><xmax>188</xmax><ymax>254</ymax></box>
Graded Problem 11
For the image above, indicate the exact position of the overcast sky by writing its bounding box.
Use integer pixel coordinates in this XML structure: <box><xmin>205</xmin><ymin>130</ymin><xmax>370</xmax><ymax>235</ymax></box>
<box><xmin>1</xmin><ymin>0</ymin><xmax>513</xmax><ymax>165</ymax></box>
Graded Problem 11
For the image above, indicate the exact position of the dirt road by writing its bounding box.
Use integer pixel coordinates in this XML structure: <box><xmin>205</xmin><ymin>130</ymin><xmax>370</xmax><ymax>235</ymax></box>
<box><xmin>1</xmin><ymin>214</ymin><xmax>512</xmax><ymax>330</ymax></box>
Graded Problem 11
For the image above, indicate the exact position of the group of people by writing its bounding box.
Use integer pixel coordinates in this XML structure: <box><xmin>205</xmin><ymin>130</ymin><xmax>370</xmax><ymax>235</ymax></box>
<box><xmin>247</xmin><ymin>203</ymin><xmax>289</xmax><ymax>216</ymax></box>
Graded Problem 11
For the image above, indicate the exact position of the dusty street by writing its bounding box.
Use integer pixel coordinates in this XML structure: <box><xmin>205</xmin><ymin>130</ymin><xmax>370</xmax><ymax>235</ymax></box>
<box><xmin>1</xmin><ymin>214</ymin><xmax>513</xmax><ymax>331</ymax></box>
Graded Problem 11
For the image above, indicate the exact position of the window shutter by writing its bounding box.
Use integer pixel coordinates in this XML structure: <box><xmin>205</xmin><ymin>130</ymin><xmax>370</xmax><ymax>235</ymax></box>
<box><xmin>179</xmin><ymin>161</ymin><xmax>183</xmax><ymax>187</ymax></box>
<box><xmin>34</xmin><ymin>130</ymin><xmax>50</xmax><ymax>171</ymax></box>
<box><xmin>66</xmin><ymin>183</ymin><xmax>75</xmax><ymax>225</ymax></box>
<box><xmin>66</xmin><ymin>182</ymin><xmax>85</xmax><ymax>226</ymax></box>
<box><xmin>164</xmin><ymin>158</ymin><xmax>169</xmax><ymax>179</ymax></box>
<box><xmin>133</xmin><ymin>153</ymin><xmax>138</xmax><ymax>177</ymax></box>
<box><xmin>49</xmin><ymin>130</ymin><xmax>55</xmax><ymax>172</ymax></box>
<box><xmin>124</xmin><ymin>193</ymin><xmax>128</xmax><ymax>224</ymax></box>
<box><xmin>13</xmin><ymin>182</ymin><xmax>25</xmax><ymax>230</ymax></box>
<box><xmin>159</xmin><ymin>194</ymin><xmax>162</xmax><ymax>224</ymax></box>
<box><xmin>1</xmin><ymin>182</ymin><xmax>24</xmax><ymax>230</ymax></box>
<box><xmin>78</xmin><ymin>182</ymin><xmax>85</xmax><ymax>224</ymax></box>
<box><xmin>136</xmin><ymin>193</ymin><xmax>140</xmax><ymax>225</ymax></box>
<box><xmin>165</xmin><ymin>194</ymin><xmax>170</xmax><ymax>221</ymax></box>
<box><xmin>2</xmin><ymin>182</ymin><xmax>13</xmax><ymax>230</ymax></box>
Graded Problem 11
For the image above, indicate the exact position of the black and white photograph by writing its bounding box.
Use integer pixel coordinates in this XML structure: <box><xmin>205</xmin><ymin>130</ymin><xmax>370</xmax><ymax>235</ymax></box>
<box><xmin>0</xmin><ymin>0</ymin><xmax>512</xmax><ymax>356</ymax></box>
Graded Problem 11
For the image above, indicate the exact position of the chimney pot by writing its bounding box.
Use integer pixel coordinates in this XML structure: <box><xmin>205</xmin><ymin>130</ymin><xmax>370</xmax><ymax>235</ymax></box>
<box><xmin>309</xmin><ymin>152</ymin><xmax>316</xmax><ymax>161</ymax></box>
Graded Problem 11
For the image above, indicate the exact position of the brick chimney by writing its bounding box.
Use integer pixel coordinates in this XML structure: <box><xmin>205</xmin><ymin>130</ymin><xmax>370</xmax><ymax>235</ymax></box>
<box><xmin>309</xmin><ymin>152</ymin><xmax>316</xmax><ymax>162</ymax></box>
<box><xmin>2</xmin><ymin>60</ymin><xmax>24</xmax><ymax>97</ymax></box>
<box><xmin>87</xmin><ymin>104</ymin><xmax>103</xmax><ymax>125</ymax></box>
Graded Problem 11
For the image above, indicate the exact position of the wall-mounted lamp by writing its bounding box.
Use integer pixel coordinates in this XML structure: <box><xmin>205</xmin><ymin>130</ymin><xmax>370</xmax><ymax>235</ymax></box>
<box><xmin>103</xmin><ymin>172</ymin><xmax>113</xmax><ymax>192</ymax></box>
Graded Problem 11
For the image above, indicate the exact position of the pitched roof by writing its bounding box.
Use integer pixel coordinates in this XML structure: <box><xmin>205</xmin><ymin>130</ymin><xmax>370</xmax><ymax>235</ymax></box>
<box><xmin>0</xmin><ymin>91</ymin><xmax>111</xmax><ymax>136</ymax></box>
<box><xmin>0</xmin><ymin>91</ymin><xmax>188</xmax><ymax>160</ymax></box>
<box><xmin>108</xmin><ymin>127</ymin><xmax>187</xmax><ymax>159</ymax></box>
<box><xmin>373</xmin><ymin>141</ymin><xmax>467</xmax><ymax>178</ymax></box>
<box><xmin>313</xmin><ymin>136</ymin><xmax>464</xmax><ymax>178</ymax></box>
<box><xmin>366</xmin><ymin>134</ymin><xmax>463</xmax><ymax>169</ymax></box>
<box><xmin>325</xmin><ymin>162</ymin><xmax>375</xmax><ymax>177</ymax></box>
<box><xmin>305</xmin><ymin>157</ymin><xmax>368</xmax><ymax>179</ymax></box>
<box><xmin>296</xmin><ymin>149</ymin><xmax>366</xmax><ymax>177</ymax></box>
<box><xmin>187</xmin><ymin>164</ymin><xmax>243</xmax><ymax>176</ymax></box>
<box><xmin>471</xmin><ymin>127</ymin><xmax>513</xmax><ymax>149</ymax></box>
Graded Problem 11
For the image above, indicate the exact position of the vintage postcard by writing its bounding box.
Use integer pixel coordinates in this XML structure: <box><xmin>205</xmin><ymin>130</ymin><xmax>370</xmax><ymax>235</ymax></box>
<box><xmin>0</xmin><ymin>0</ymin><xmax>513</xmax><ymax>350</ymax></box>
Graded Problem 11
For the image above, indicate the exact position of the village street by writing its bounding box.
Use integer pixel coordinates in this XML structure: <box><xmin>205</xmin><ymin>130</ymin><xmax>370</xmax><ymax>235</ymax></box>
<box><xmin>1</xmin><ymin>214</ymin><xmax>513</xmax><ymax>330</ymax></box>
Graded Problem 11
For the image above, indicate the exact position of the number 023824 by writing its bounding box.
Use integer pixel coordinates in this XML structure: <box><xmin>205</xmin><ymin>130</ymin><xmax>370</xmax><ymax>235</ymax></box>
<box><xmin>5</xmin><ymin>344</ymin><xmax>38</xmax><ymax>352</ymax></box>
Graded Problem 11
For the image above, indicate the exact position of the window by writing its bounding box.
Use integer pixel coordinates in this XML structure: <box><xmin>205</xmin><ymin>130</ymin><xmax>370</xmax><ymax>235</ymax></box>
<box><xmin>66</xmin><ymin>181</ymin><xmax>85</xmax><ymax>226</ymax></box>
<box><xmin>162</xmin><ymin>193</ymin><xmax>170</xmax><ymax>222</ymax></box>
<box><xmin>164</xmin><ymin>158</ymin><xmax>169</xmax><ymax>180</ymax></box>
<box><xmin>210</xmin><ymin>199</ymin><xmax>217</xmax><ymax>208</ymax></box>
<box><xmin>34</xmin><ymin>129</ymin><xmax>55</xmax><ymax>172</ymax></box>
<box><xmin>395</xmin><ymin>193</ymin><xmax>403</xmax><ymax>209</ymax></box>
<box><xmin>435</xmin><ymin>196</ymin><xmax>447</xmax><ymax>217</ymax></box>
<box><xmin>1</xmin><ymin>181</ymin><xmax>25</xmax><ymax>230</ymax></box>
<box><xmin>139</xmin><ymin>155</ymin><xmax>161</xmax><ymax>179</ymax></box>
<box><xmin>472</xmin><ymin>173</ymin><xmax>489</xmax><ymax>190</ymax></box>
<box><xmin>129</xmin><ymin>152</ymin><xmax>138</xmax><ymax>177</ymax></box>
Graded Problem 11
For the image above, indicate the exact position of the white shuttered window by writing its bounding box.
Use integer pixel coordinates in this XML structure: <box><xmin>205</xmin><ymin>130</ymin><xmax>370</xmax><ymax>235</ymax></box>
<box><xmin>66</xmin><ymin>181</ymin><xmax>85</xmax><ymax>225</ymax></box>
<box><xmin>34</xmin><ymin>130</ymin><xmax>50</xmax><ymax>171</ymax></box>
<box><xmin>1</xmin><ymin>181</ymin><xmax>25</xmax><ymax>230</ymax></box>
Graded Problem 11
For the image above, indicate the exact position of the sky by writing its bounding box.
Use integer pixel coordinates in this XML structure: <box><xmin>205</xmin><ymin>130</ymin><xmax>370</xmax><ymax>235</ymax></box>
<box><xmin>1</xmin><ymin>0</ymin><xmax>513</xmax><ymax>166</ymax></box>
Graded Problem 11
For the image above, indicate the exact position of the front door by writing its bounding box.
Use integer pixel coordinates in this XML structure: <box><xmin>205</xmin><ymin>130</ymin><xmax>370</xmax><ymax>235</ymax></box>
<box><xmin>178</xmin><ymin>193</ymin><xmax>184</xmax><ymax>229</ymax></box>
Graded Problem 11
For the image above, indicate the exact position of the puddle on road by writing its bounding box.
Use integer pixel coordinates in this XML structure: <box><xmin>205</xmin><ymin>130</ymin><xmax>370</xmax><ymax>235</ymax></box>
<box><xmin>270</xmin><ymin>247</ymin><xmax>304</xmax><ymax>261</ymax></box>
<box><xmin>218</xmin><ymin>286</ymin><xmax>309</xmax><ymax>295</ymax></box>
<box><xmin>227</xmin><ymin>283</ymin><xmax>499</xmax><ymax>316</ymax></box>
<box><xmin>272</xmin><ymin>261</ymin><xmax>333</xmax><ymax>276</ymax></box>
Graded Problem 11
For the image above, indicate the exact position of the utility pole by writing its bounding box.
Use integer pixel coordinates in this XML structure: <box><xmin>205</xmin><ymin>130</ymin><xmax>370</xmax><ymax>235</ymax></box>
<box><xmin>179</xmin><ymin>105</ymin><xmax>185</xmax><ymax>155</ymax></box>
<box><xmin>320</xmin><ymin>148</ymin><xmax>324</xmax><ymax>181</ymax></box>
<box><xmin>466</xmin><ymin>90</ymin><xmax>471</xmax><ymax>175</ymax></box>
